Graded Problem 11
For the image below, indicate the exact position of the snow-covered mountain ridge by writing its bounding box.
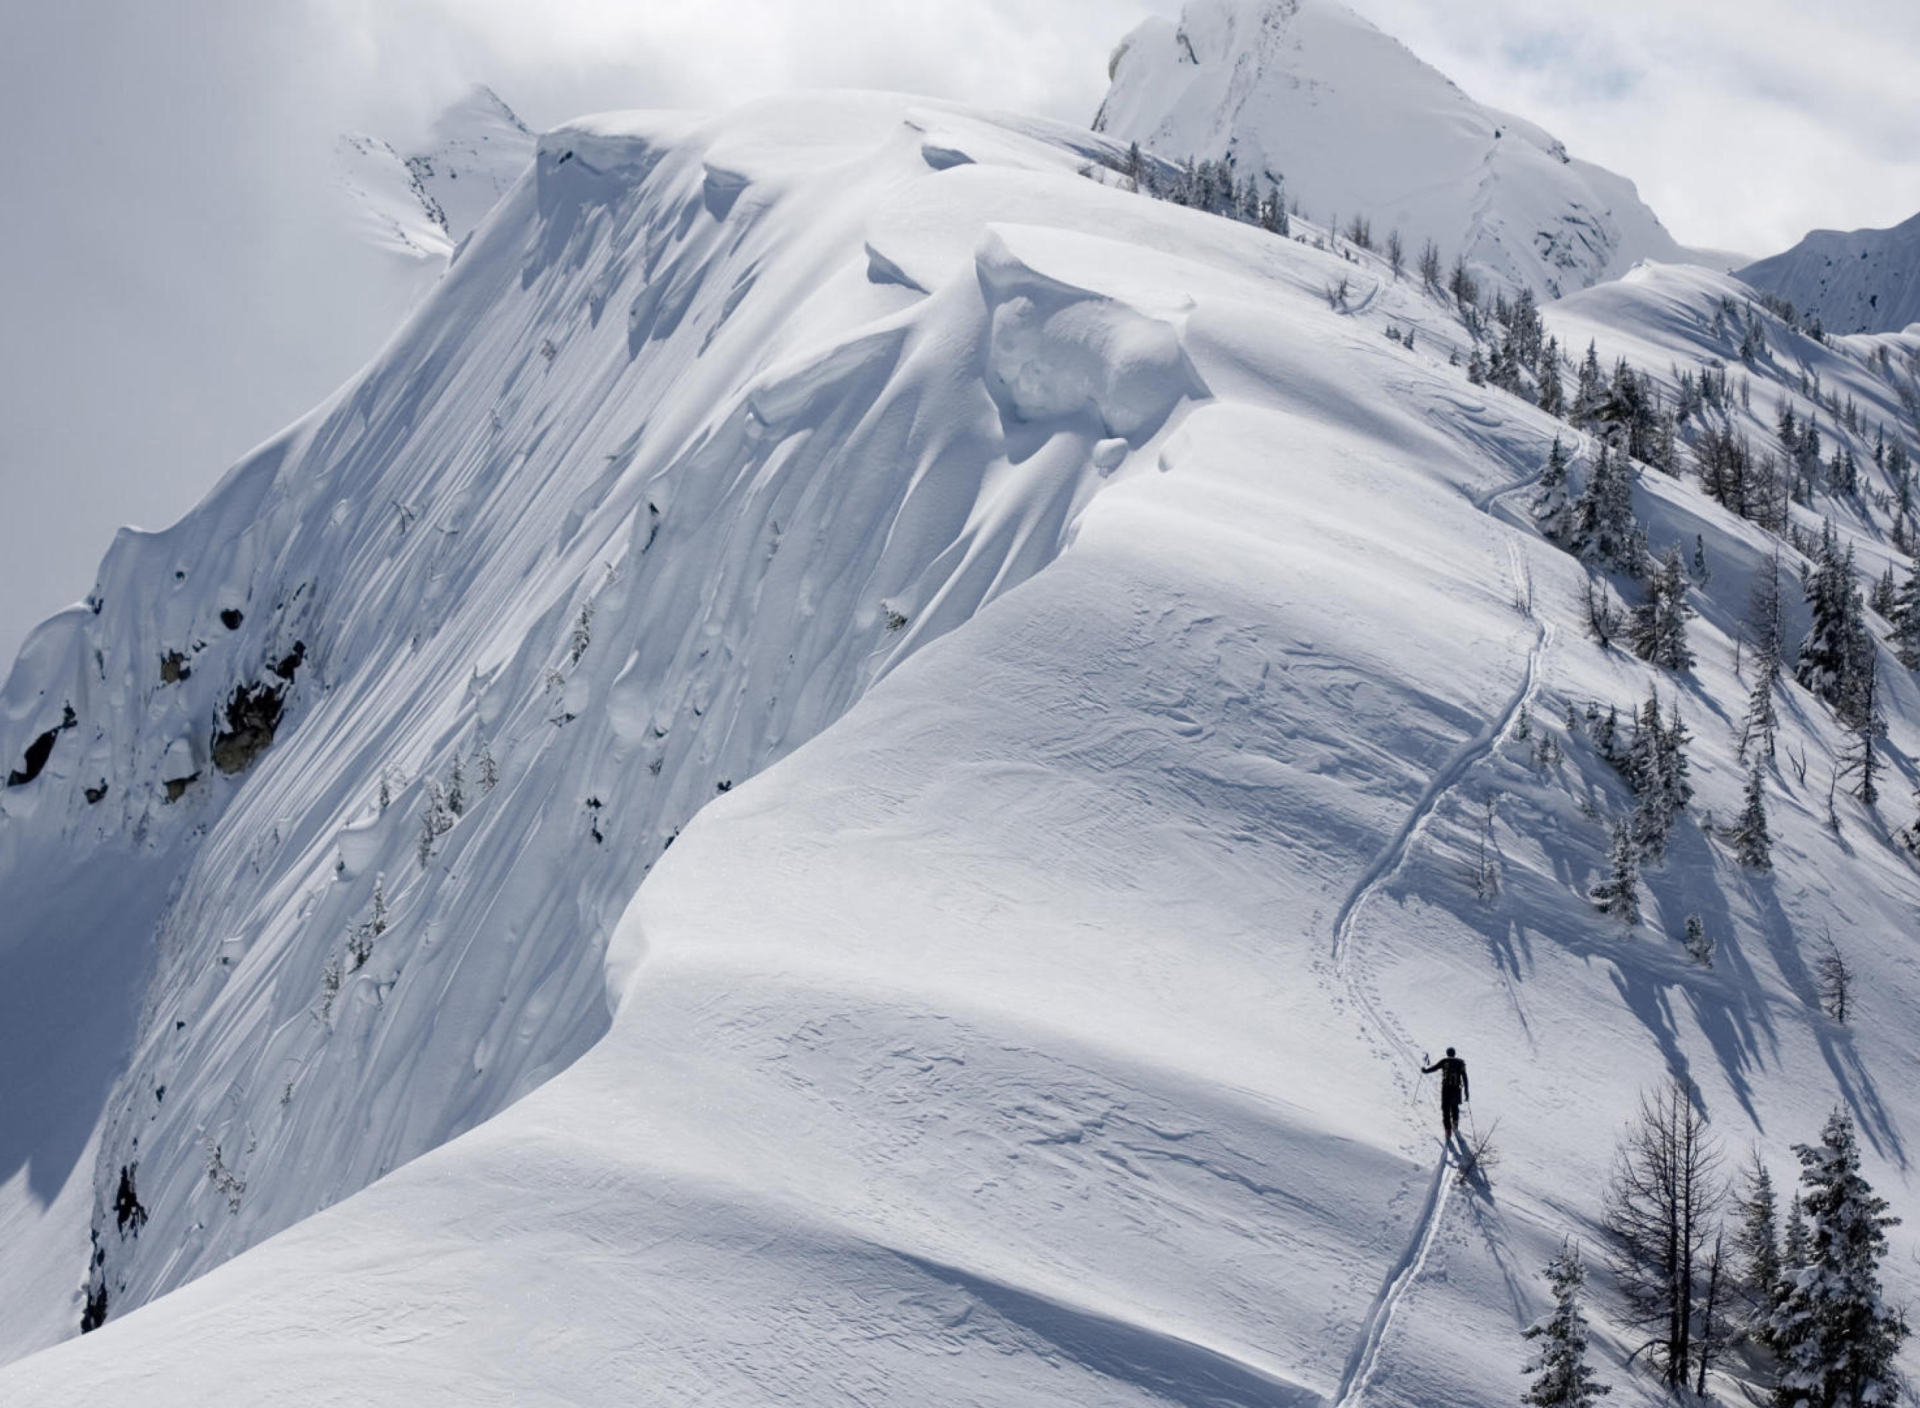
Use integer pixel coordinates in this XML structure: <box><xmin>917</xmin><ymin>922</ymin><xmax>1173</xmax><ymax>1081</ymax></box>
<box><xmin>1094</xmin><ymin>0</ymin><xmax>1701</xmax><ymax>301</ymax></box>
<box><xmin>1740</xmin><ymin>209</ymin><xmax>1920</xmax><ymax>336</ymax></box>
<box><xmin>5</xmin><ymin>82</ymin><xmax>1920</xmax><ymax>1408</ymax></box>
<box><xmin>335</xmin><ymin>86</ymin><xmax>535</xmax><ymax>265</ymax></box>
<box><xmin>0</xmin><ymin>93</ymin><xmax>1177</xmax><ymax>1359</ymax></box>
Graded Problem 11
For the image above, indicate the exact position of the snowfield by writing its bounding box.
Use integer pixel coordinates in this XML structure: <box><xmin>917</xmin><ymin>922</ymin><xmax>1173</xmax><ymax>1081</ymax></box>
<box><xmin>4</xmin><ymin>83</ymin><xmax>1920</xmax><ymax>1408</ymax></box>
<box><xmin>1095</xmin><ymin>0</ymin><xmax>1702</xmax><ymax>300</ymax></box>
<box><xmin>1740</xmin><ymin>210</ymin><xmax>1920</xmax><ymax>337</ymax></box>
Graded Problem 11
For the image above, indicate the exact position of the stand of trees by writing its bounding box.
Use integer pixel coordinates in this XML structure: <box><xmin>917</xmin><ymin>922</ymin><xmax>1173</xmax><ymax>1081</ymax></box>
<box><xmin>1591</xmin><ymin>1092</ymin><xmax>1906</xmax><ymax>1406</ymax></box>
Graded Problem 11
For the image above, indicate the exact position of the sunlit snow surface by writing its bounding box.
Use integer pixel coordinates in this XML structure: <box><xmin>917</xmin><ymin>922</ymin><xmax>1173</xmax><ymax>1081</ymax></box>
<box><xmin>1095</xmin><ymin>0</ymin><xmax>1701</xmax><ymax>300</ymax></box>
<box><xmin>4</xmin><ymin>91</ymin><xmax>1920</xmax><ymax>1406</ymax></box>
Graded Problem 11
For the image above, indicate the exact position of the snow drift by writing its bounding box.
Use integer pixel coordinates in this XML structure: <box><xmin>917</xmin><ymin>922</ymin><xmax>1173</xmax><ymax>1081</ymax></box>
<box><xmin>6</xmin><ymin>83</ymin><xmax>1920</xmax><ymax>1408</ymax></box>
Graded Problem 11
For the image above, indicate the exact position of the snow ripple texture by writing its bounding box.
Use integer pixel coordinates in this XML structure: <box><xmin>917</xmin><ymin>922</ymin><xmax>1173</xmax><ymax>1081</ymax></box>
<box><xmin>7</xmin><ymin>90</ymin><xmax>1920</xmax><ymax>1408</ymax></box>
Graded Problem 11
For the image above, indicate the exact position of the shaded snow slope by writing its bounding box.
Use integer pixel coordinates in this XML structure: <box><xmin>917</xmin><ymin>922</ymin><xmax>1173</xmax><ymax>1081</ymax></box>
<box><xmin>10</xmin><ymin>92</ymin><xmax>1920</xmax><ymax>1408</ymax></box>
<box><xmin>335</xmin><ymin>86</ymin><xmax>536</xmax><ymax>266</ymax></box>
<box><xmin>1739</xmin><ymin>210</ymin><xmax>1920</xmax><ymax>335</ymax></box>
<box><xmin>0</xmin><ymin>93</ymin><xmax>1182</xmax><ymax>1361</ymax></box>
<box><xmin>1094</xmin><ymin>0</ymin><xmax>1693</xmax><ymax>300</ymax></box>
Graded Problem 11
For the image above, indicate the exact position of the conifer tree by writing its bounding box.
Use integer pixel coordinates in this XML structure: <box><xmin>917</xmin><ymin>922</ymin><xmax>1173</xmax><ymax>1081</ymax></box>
<box><xmin>1538</xmin><ymin>337</ymin><xmax>1565</xmax><ymax>417</ymax></box>
<box><xmin>1733</xmin><ymin>1151</ymin><xmax>1783</xmax><ymax>1343</ymax></box>
<box><xmin>1743</xmin><ymin>549</ymin><xmax>1786</xmax><ymax>760</ymax></box>
<box><xmin>1889</xmin><ymin>554</ymin><xmax>1920</xmax><ymax>670</ymax></box>
<box><xmin>1730</xmin><ymin>765</ymin><xmax>1773</xmax><ymax>871</ymax></box>
<box><xmin>1592</xmin><ymin>821</ymin><xmax>1641</xmax><ymax>923</ymax></box>
<box><xmin>1630</xmin><ymin>546</ymin><xmax>1694</xmax><ymax>671</ymax></box>
<box><xmin>1573</xmin><ymin>341</ymin><xmax>1605</xmax><ymax>425</ymax></box>
<box><xmin>1663</xmin><ymin>699</ymin><xmax>1695</xmax><ymax>815</ymax></box>
<box><xmin>1839</xmin><ymin>652</ymin><xmax>1882</xmax><ymax>805</ymax></box>
<box><xmin>1532</xmin><ymin>436</ymin><xmax>1572</xmax><ymax>541</ymax></box>
<box><xmin>1569</xmin><ymin>444</ymin><xmax>1643</xmax><ymax>575</ymax></box>
<box><xmin>1522</xmin><ymin>1243</ymin><xmax>1612</xmax><ymax>1407</ymax></box>
<box><xmin>1796</xmin><ymin>523</ymin><xmax>1871</xmax><ymax>723</ymax></box>
<box><xmin>1769</xmin><ymin>1111</ymin><xmax>1908</xmax><ymax>1408</ymax></box>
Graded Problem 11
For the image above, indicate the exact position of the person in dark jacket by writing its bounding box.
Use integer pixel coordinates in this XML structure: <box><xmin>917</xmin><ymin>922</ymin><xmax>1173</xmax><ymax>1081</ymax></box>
<box><xmin>1421</xmin><ymin>1048</ymin><xmax>1469</xmax><ymax>1139</ymax></box>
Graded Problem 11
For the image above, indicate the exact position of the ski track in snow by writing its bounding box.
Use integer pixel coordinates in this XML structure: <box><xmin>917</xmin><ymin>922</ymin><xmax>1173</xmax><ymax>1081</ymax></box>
<box><xmin>1331</xmin><ymin>1153</ymin><xmax>1453</xmax><ymax>1408</ymax></box>
<box><xmin>1326</xmin><ymin>598</ymin><xmax>1550</xmax><ymax>1407</ymax></box>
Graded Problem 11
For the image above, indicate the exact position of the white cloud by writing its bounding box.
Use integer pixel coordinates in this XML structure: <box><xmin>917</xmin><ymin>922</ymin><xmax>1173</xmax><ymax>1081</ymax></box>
<box><xmin>1341</xmin><ymin>0</ymin><xmax>1920</xmax><ymax>255</ymax></box>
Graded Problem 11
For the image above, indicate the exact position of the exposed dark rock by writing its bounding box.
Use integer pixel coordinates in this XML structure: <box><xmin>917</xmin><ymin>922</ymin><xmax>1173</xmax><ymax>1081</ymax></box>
<box><xmin>270</xmin><ymin>640</ymin><xmax>307</xmax><ymax>681</ymax></box>
<box><xmin>220</xmin><ymin>608</ymin><xmax>245</xmax><ymax>630</ymax></box>
<box><xmin>211</xmin><ymin>682</ymin><xmax>285</xmax><ymax>774</ymax></box>
<box><xmin>164</xmin><ymin>774</ymin><xmax>200</xmax><ymax>803</ymax></box>
<box><xmin>7</xmin><ymin>704</ymin><xmax>76</xmax><ymax>787</ymax></box>
<box><xmin>114</xmin><ymin>1164</ymin><xmax>148</xmax><ymax>1237</ymax></box>
<box><xmin>160</xmin><ymin>650</ymin><xmax>191</xmax><ymax>684</ymax></box>
<box><xmin>84</xmin><ymin>781</ymin><xmax>109</xmax><ymax>804</ymax></box>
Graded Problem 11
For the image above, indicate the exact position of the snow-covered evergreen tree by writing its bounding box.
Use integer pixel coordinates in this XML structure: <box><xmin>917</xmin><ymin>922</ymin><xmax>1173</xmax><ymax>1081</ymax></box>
<box><xmin>1521</xmin><ymin>1242</ymin><xmax>1611</xmax><ymax>1407</ymax></box>
<box><xmin>1538</xmin><ymin>338</ymin><xmax>1565</xmax><ymax>417</ymax></box>
<box><xmin>1573</xmin><ymin>341</ymin><xmax>1605</xmax><ymax>425</ymax></box>
<box><xmin>1730</xmin><ymin>765</ymin><xmax>1773</xmax><ymax>871</ymax></box>
<box><xmin>1630</xmin><ymin>546</ymin><xmax>1693</xmax><ymax>671</ymax></box>
<box><xmin>1769</xmin><ymin>1110</ymin><xmax>1908</xmax><ymax>1408</ymax></box>
<box><xmin>1733</xmin><ymin>1150</ymin><xmax>1783</xmax><ymax>1343</ymax></box>
<box><xmin>1839</xmin><ymin>652</ymin><xmax>1882</xmax><ymax>805</ymax></box>
<box><xmin>1889</xmin><ymin>554</ymin><xmax>1920</xmax><ymax>670</ymax></box>
<box><xmin>1592</xmin><ymin>821</ymin><xmax>1640</xmax><ymax>923</ymax></box>
<box><xmin>1796</xmin><ymin>522</ymin><xmax>1872</xmax><ymax>725</ymax></box>
<box><xmin>1569</xmin><ymin>443</ymin><xmax>1642</xmax><ymax>575</ymax></box>
<box><xmin>1743</xmin><ymin>550</ymin><xmax>1786</xmax><ymax>760</ymax></box>
<box><xmin>1533</xmin><ymin>436</ymin><xmax>1571</xmax><ymax>541</ymax></box>
<box><xmin>418</xmin><ymin>780</ymin><xmax>454</xmax><ymax>869</ymax></box>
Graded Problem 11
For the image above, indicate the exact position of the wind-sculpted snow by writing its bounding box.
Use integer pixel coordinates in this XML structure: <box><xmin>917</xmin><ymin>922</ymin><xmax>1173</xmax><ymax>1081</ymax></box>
<box><xmin>10</xmin><ymin>91</ymin><xmax>1920</xmax><ymax>1408</ymax></box>
<box><xmin>0</xmin><ymin>94</ymin><xmax>1207</xmax><ymax>1357</ymax></box>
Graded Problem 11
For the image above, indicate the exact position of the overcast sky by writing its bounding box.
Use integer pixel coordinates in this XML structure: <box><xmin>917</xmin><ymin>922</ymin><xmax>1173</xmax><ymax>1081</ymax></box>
<box><xmin>1</xmin><ymin>0</ymin><xmax>1915</xmax><ymax>671</ymax></box>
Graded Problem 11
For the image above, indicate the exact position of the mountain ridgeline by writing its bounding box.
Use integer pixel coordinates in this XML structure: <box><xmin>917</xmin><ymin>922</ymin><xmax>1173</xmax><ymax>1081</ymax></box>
<box><xmin>3</xmin><ymin>17</ymin><xmax>1920</xmax><ymax>1408</ymax></box>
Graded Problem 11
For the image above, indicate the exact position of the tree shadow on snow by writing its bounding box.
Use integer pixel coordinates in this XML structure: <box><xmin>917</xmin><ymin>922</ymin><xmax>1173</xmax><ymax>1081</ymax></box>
<box><xmin>1744</xmin><ymin>872</ymin><xmax>1906</xmax><ymax>1167</ymax></box>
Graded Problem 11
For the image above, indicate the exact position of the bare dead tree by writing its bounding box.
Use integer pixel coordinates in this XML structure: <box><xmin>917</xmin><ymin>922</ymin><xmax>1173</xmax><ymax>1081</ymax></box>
<box><xmin>1603</xmin><ymin>1079</ymin><xmax>1725</xmax><ymax>1390</ymax></box>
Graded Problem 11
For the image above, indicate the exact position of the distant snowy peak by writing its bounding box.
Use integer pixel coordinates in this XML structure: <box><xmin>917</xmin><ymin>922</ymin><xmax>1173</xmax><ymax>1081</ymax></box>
<box><xmin>409</xmin><ymin>85</ymin><xmax>536</xmax><ymax>240</ymax></box>
<box><xmin>335</xmin><ymin>85</ymin><xmax>535</xmax><ymax>263</ymax></box>
<box><xmin>1094</xmin><ymin>0</ymin><xmax>1689</xmax><ymax>299</ymax></box>
<box><xmin>1738</xmin><ymin>211</ymin><xmax>1920</xmax><ymax>335</ymax></box>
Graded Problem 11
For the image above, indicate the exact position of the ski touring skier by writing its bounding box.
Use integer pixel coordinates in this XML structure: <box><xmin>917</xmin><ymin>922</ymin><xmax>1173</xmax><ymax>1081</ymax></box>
<box><xmin>1421</xmin><ymin>1048</ymin><xmax>1469</xmax><ymax>1140</ymax></box>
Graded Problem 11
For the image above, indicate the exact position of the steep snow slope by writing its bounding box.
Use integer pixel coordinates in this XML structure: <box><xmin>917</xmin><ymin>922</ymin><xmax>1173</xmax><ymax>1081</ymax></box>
<box><xmin>1739</xmin><ymin>210</ymin><xmax>1920</xmax><ymax>335</ymax></box>
<box><xmin>335</xmin><ymin>86</ymin><xmax>536</xmax><ymax>265</ymax></box>
<box><xmin>9</xmin><ymin>93</ymin><xmax>1920</xmax><ymax>1407</ymax></box>
<box><xmin>1094</xmin><ymin>0</ymin><xmax>1693</xmax><ymax>300</ymax></box>
<box><xmin>0</xmin><ymin>94</ymin><xmax>1168</xmax><ymax>1361</ymax></box>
